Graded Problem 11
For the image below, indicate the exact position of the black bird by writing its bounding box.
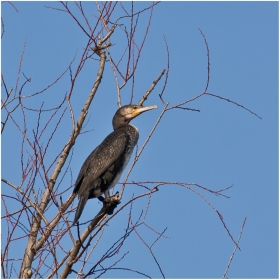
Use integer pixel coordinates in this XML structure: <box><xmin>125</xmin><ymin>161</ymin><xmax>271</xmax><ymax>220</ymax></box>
<box><xmin>73</xmin><ymin>104</ymin><xmax>157</xmax><ymax>223</ymax></box>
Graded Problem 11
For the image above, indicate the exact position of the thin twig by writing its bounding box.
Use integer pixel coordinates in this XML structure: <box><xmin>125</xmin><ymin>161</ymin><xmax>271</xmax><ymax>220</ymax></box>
<box><xmin>223</xmin><ymin>217</ymin><xmax>247</xmax><ymax>278</ymax></box>
<box><xmin>130</xmin><ymin>217</ymin><xmax>165</xmax><ymax>278</ymax></box>
<box><xmin>205</xmin><ymin>92</ymin><xmax>262</xmax><ymax>119</ymax></box>
<box><xmin>138</xmin><ymin>69</ymin><xmax>166</xmax><ymax>106</ymax></box>
<box><xmin>159</xmin><ymin>35</ymin><xmax>170</xmax><ymax>104</ymax></box>
<box><xmin>198</xmin><ymin>28</ymin><xmax>210</xmax><ymax>93</ymax></box>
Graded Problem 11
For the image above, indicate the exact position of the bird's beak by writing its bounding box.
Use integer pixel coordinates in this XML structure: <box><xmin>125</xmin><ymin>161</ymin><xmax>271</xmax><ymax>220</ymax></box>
<box><xmin>134</xmin><ymin>105</ymin><xmax>157</xmax><ymax>116</ymax></box>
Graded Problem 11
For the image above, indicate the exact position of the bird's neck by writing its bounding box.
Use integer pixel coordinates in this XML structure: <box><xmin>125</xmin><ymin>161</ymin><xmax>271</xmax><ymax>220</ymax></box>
<box><xmin>113</xmin><ymin>122</ymin><xmax>135</xmax><ymax>131</ymax></box>
<box><xmin>114</xmin><ymin>123</ymin><xmax>139</xmax><ymax>143</ymax></box>
<box><xmin>128</xmin><ymin>123</ymin><xmax>138</xmax><ymax>133</ymax></box>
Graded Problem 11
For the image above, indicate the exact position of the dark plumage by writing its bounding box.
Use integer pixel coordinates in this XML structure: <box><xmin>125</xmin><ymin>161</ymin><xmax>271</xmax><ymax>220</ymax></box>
<box><xmin>73</xmin><ymin>104</ymin><xmax>157</xmax><ymax>223</ymax></box>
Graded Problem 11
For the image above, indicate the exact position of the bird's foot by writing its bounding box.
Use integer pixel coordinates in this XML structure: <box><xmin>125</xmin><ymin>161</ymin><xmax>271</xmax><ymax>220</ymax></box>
<box><xmin>99</xmin><ymin>192</ymin><xmax>121</xmax><ymax>215</ymax></box>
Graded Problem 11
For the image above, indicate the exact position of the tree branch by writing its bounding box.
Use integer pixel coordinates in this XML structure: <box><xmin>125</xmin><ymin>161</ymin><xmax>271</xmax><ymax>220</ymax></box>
<box><xmin>19</xmin><ymin>44</ymin><xmax>107</xmax><ymax>279</ymax></box>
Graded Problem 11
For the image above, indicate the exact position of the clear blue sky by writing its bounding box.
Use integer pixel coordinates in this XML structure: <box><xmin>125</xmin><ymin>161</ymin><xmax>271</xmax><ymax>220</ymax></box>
<box><xmin>1</xmin><ymin>1</ymin><xmax>278</xmax><ymax>279</ymax></box>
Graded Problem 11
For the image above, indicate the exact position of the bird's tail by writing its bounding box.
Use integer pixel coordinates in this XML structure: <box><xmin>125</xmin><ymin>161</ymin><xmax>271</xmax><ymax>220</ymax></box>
<box><xmin>74</xmin><ymin>194</ymin><xmax>87</xmax><ymax>223</ymax></box>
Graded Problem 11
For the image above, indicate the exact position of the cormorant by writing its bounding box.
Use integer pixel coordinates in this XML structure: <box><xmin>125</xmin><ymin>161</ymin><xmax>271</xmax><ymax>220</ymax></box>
<box><xmin>73</xmin><ymin>104</ymin><xmax>157</xmax><ymax>223</ymax></box>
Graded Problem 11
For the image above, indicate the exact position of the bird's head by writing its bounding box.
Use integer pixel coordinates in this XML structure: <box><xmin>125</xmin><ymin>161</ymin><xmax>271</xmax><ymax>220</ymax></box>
<box><xmin>113</xmin><ymin>104</ymin><xmax>157</xmax><ymax>130</ymax></box>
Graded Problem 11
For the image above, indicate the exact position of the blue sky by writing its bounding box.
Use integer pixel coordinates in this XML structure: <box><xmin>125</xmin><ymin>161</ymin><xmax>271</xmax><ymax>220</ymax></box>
<box><xmin>1</xmin><ymin>1</ymin><xmax>278</xmax><ymax>279</ymax></box>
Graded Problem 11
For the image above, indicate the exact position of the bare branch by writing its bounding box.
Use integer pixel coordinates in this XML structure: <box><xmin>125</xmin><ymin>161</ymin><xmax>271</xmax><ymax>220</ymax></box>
<box><xmin>19</xmin><ymin>34</ymin><xmax>108</xmax><ymax>280</ymax></box>
<box><xmin>198</xmin><ymin>28</ymin><xmax>210</xmax><ymax>93</ymax></box>
<box><xmin>223</xmin><ymin>217</ymin><xmax>247</xmax><ymax>278</ymax></box>
<box><xmin>159</xmin><ymin>35</ymin><xmax>170</xmax><ymax>104</ymax></box>
<box><xmin>138</xmin><ymin>69</ymin><xmax>166</xmax><ymax>106</ymax></box>
<box><xmin>130</xmin><ymin>217</ymin><xmax>165</xmax><ymax>278</ymax></box>
<box><xmin>205</xmin><ymin>92</ymin><xmax>262</xmax><ymax>119</ymax></box>
<box><xmin>1</xmin><ymin>178</ymin><xmax>49</xmax><ymax>225</ymax></box>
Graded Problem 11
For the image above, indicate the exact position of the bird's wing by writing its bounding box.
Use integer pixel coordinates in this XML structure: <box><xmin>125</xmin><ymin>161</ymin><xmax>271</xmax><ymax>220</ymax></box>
<box><xmin>73</xmin><ymin>129</ymin><xmax>129</xmax><ymax>195</ymax></box>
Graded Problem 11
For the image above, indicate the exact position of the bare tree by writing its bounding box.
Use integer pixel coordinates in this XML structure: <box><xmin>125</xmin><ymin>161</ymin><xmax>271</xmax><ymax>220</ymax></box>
<box><xmin>1</xmin><ymin>2</ymin><xmax>259</xmax><ymax>279</ymax></box>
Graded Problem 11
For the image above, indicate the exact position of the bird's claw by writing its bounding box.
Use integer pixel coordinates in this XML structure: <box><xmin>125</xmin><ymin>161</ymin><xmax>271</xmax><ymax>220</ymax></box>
<box><xmin>102</xmin><ymin>192</ymin><xmax>121</xmax><ymax>215</ymax></box>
